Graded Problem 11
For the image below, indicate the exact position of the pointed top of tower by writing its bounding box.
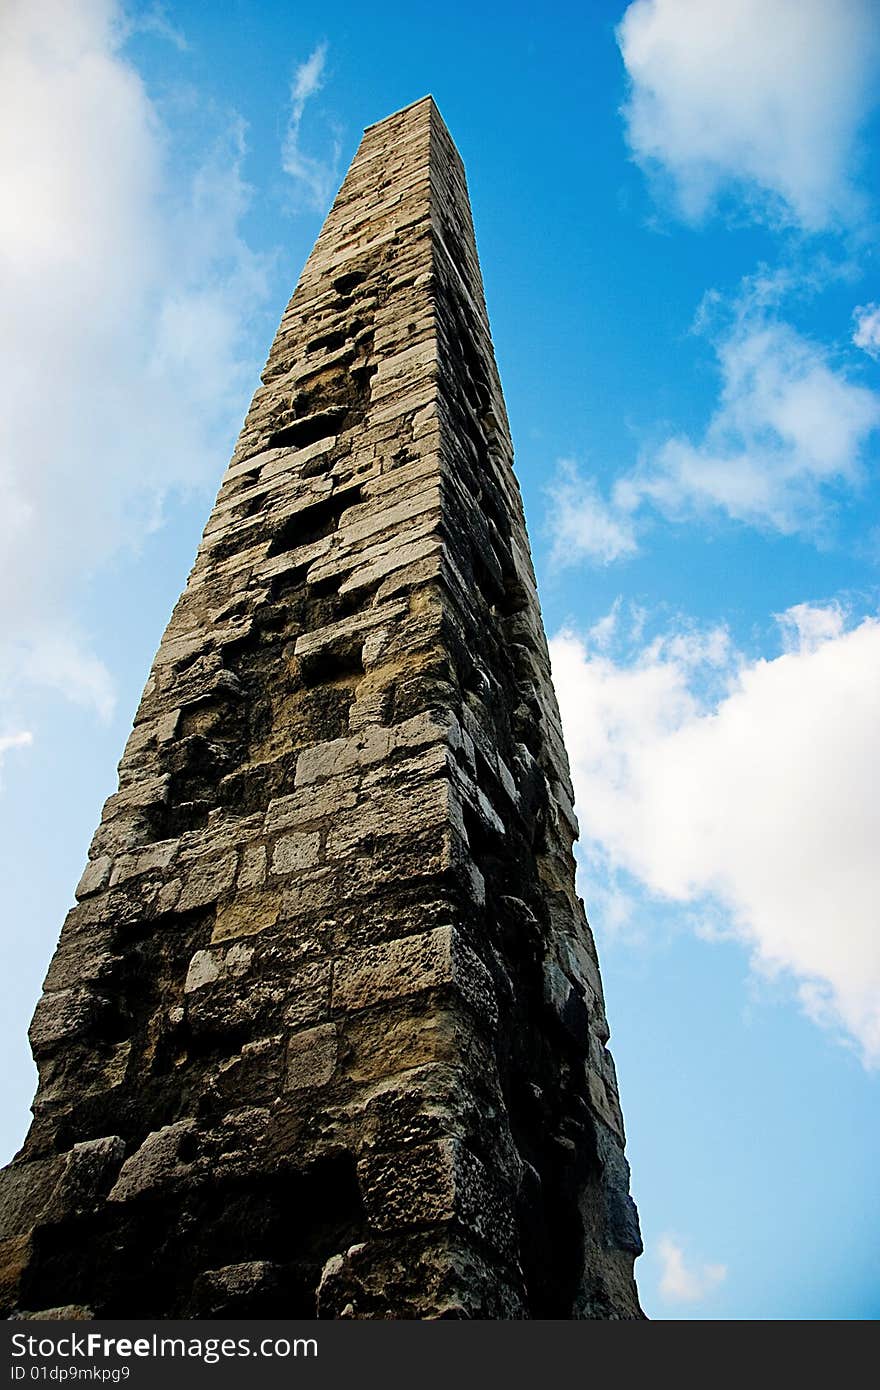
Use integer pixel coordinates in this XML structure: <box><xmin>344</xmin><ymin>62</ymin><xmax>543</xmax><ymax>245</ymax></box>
<box><xmin>363</xmin><ymin>94</ymin><xmax>438</xmax><ymax>130</ymax></box>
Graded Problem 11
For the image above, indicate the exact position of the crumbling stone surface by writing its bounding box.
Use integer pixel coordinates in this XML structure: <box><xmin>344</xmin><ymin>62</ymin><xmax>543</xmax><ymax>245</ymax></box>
<box><xmin>1</xmin><ymin>96</ymin><xmax>642</xmax><ymax>1319</ymax></box>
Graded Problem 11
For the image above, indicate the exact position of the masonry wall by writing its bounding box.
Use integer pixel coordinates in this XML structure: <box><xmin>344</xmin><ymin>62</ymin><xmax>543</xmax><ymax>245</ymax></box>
<box><xmin>0</xmin><ymin>98</ymin><xmax>642</xmax><ymax>1320</ymax></box>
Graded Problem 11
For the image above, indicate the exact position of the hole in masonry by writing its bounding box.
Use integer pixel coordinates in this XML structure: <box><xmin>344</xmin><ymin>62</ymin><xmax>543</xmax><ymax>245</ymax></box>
<box><xmin>307</xmin><ymin>573</ymin><xmax>342</xmax><ymax>599</ymax></box>
<box><xmin>267</xmin><ymin>487</ymin><xmax>362</xmax><ymax>556</ymax></box>
<box><xmin>471</xmin><ymin>548</ymin><xmax>506</xmax><ymax>609</ymax></box>
<box><xmin>333</xmin><ymin>269</ymin><xmax>368</xmax><ymax>295</ymax></box>
<box><xmin>266</xmin><ymin>407</ymin><xmax>348</xmax><ymax>451</ymax></box>
<box><xmin>462</xmin><ymin>798</ymin><xmax>504</xmax><ymax>860</ymax></box>
<box><xmin>499</xmin><ymin>572</ymin><xmax>531</xmax><ymax>618</ymax></box>
<box><xmin>267</xmin><ymin>563</ymin><xmax>310</xmax><ymax>601</ymax></box>
<box><xmin>300</xmin><ymin>452</ymin><xmax>334</xmax><ymax>479</ymax></box>
<box><xmin>306</xmin><ymin>329</ymin><xmax>348</xmax><ymax>356</ymax></box>
<box><xmin>299</xmin><ymin>639</ymin><xmax>365</xmax><ymax>688</ymax></box>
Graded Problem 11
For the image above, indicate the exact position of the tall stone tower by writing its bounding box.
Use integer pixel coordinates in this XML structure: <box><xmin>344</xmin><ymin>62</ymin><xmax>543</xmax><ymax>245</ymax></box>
<box><xmin>0</xmin><ymin>98</ymin><xmax>642</xmax><ymax>1320</ymax></box>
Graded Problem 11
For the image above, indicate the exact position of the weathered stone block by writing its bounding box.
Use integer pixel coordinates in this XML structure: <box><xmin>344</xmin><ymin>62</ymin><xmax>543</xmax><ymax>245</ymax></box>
<box><xmin>177</xmin><ymin>851</ymin><xmax>237</xmax><ymax>912</ymax></box>
<box><xmin>28</xmin><ymin>987</ymin><xmax>106</xmax><ymax>1056</ymax></box>
<box><xmin>586</xmin><ymin>1067</ymin><xmax>624</xmax><ymax>1141</ymax></box>
<box><xmin>109</xmin><ymin>1121</ymin><xmax>196</xmax><ymax>1202</ymax></box>
<box><xmin>212</xmin><ymin>889</ymin><xmax>281</xmax><ymax>943</ymax></box>
<box><xmin>0</xmin><ymin>1234</ymin><xmax>30</xmax><ymax>1311</ymax></box>
<box><xmin>217</xmin><ymin>1036</ymin><xmax>285</xmax><ymax>1103</ymax></box>
<box><xmin>544</xmin><ymin>957</ymin><xmax>590</xmax><ymax>1049</ymax></box>
<box><xmin>264</xmin><ymin>777</ymin><xmax>359</xmax><ymax>835</ymax></box>
<box><xmin>102</xmin><ymin>773</ymin><xmax>170</xmax><ymax>819</ymax></box>
<box><xmin>42</xmin><ymin>923</ymin><xmax>118</xmax><ymax>994</ymax></box>
<box><xmin>17</xmin><ymin>1305</ymin><xmax>96</xmax><ymax>1320</ymax></box>
<box><xmin>61</xmin><ymin>1136</ymin><xmax>126</xmax><ymax>1204</ymax></box>
<box><xmin>342</xmin><ymin>1002</ymin><xmax>463</xmax><ymax>1084</ymax></box>
<box><xmin>283</xmin><ymin>960</ymin><xmax>332</xmax><ymax>1028</ymax></box>
<box><xmin>325</xmin><ymin>777</ymin><xmax>451</xmax><ymax>860</ymax></box>
<box><xmin>238</xmin><ymin>842</ymin><xmax>267</xmax><ymax>889</ymax></box>
<box><xmin>294</xmin><ymin>729</ymin><xmax>389</xmax><ymax>786</ymax></box>
<box><xmin>75</xmin><ymin>855</ymin><xmax>112</xmax><ymax>900</ymax></box>
<box><xmin>359</xmin><ymin>1139</ymin><xmax>457</xmax><ymax>1228</ymax></box>
<box><xmin>332</xmin><ymin>924</ymin><xmax>496</xmax><ymax>1028</ymax></box>
<box><xmin>190</xmin><ymin>1260</ymin><xmax>281</xmax><ymax>1316</ymax></box>
<box><xmin>184</xmin><ymin>949</ymin><xmax>221</xmax><ymax>993</ymax></box>
<box><xmin>334</xmin><ymin>927</ymin><xmax>446</xmax><ymax>1012</ymax></box>
<box><xmin>358</xmin><ymin>1063</ymin><xmax>479</xmax><ymax>1153</ymax></box>
<box><xmin>0</xmin><ymin>1159</ymin><xmax>64</xmax><ymax>1239</ymax></box>
<box><xmin>358</xmin><ymin>1137</ymin><xmax>515</xmax><ymax>1258</ymax></box>
<box><xmin>109</xmin><ymin>839</ymin><xmax>179</xmax><ymax>887</ymax></box>
<box><xmin>270</xmin><ymin>831</ymin><xmax>321</xmax><ymax>874</ymax></box>
<box><xmin>316</xmin><ymin>1233</ymin><xmax>525</xmax><ymax>1319</ymax></box>
<box><xmin>285</xmin><ymin>1023</ymin><xmax>338</xmax><ymax>1091</ymax></box>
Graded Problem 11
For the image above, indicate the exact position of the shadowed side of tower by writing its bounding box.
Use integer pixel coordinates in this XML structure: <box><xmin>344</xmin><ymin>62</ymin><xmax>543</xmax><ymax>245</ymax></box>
<box><xmin>0</xmin><ymin>97</ymin><xmax>643</xmax><ymax>1320</ymax></box>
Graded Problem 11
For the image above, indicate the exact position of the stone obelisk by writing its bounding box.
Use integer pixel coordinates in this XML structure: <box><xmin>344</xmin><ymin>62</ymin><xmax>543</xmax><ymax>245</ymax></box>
<box><xmin>0</xmin><ymin>98</ymin><xmax>642</xmax><ymax>1319</ymax></box>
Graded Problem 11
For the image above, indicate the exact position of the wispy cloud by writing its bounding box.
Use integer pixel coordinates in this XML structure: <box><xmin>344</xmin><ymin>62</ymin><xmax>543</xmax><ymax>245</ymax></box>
<box><xmin>548</xmin><ymin>293</ymin><xmax>880</xmax><ymax>562</ymax></box>
<box><xmin>550</xmin><ymin>601</ymin><xmax>880</xmax><ymax>1064</ymax></box>
<box><xmin>658</xmin><ymin>1235</ymin><xmax>727</xmax><ymax>1303</ymax></box>
<box><xmin>0</xmin><ymin>731</ymin><xmax>32</xmax><ymax>760</ymax></box>
<box><xmin>546</xmin><ymin>462</ymin><xmax>638</xmax><ymax>565</ymax></box>
<box><xmin>853</xmin><ymin>303</ymin><xmax>880</xmax><ymax>359</ymax></box>
<box><xmin>617</xmin><ymin>0</ymin><xmax>880</xmax><ymax>230</ymax></box>
<box><xmin>16</xmin><ymin>634</ymin><xmax>116</xmax><ymax>722</ymax></box>
<box><xmin>281</xmin><ymin>43</ymin><xmax>341</xmax><ymax>210</ymax></box>
<box><xmin>0</xmin><ymin>728</ymin><xmax>33</xmax><ymax>789</ymax></box>
<box><xmin>776</xmin><ymin>599</ymin><xmax>846</xmax><ymax>653</ymax></box>
<box><xmin>627</xmin><ymin>316</ymin><xmax>880</xmax><ymax>534</ymax></box>
<box><xmin>125</xmin><ymin>2</ymin><xmax>189</xmax><ymax>51</ymax></box>
<box><xmin>0</xmin><ymin>0</ymin><xmax>270</xmax><ymax>735</ymax></box>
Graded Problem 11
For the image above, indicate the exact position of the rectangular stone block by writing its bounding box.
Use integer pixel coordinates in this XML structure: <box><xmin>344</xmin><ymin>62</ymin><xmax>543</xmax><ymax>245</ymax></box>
<box><xmin>212</xmin><ymin>890</ymin><xmax>281</xmax><ymax>944</ymax></box>
<box><xmin>109</xmin><ymin>838</ymin><xmax>179</xmax><ymax>887</ymax></box>
<box><xmin>270</xmin><ymin>832</ymin><xmax>321</xmax><ymax>874</ymax></box>
<box><xmin>325</xmin><ymin>776</ymin><xmax>451</xmax><ymax>859</ymax></box>
<box><xmin>358</xmin><ymin>1138</ymin><xmax>515</xmax><ymax>1258</ymax></box>
<box><xmin>285</xmin><ymin>1023</ymin><xmax>338</xmax><ymax>1091</ymax></box>
<box><xmin>0</xmin><ymin>1234</ymin><xmax>30</xmax><ymax>1311</ymax></box>
<box><xmin>264</xmin><ymin>777</ymin><xmax>359</xmax><ymax>834</ymax></box>
<box><xmin>0</xmin><ymin>1159</ymin><xmax>64</xmax><ymax>1240</ymax></box>
<box><xmin>177</xmin><ymin>852</ymin><xmax>237</xmax><ymax>912</ymax></box>
<box><xmin>333</xmin><ymin>925</ymin><xmax>454</xmax><ymax>1012</ymax></box>
<box><xmin>75</xmin><ymin>856</ymin><xmax>112</xmax><ymax>900</ymax></box>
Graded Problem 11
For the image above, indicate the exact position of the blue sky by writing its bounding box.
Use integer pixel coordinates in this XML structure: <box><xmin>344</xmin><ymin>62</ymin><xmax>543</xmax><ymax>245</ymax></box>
<box><xmin>1</xmin><ymin>0</ymin><xmax>878</xmax><ymax>1319</ymax></box>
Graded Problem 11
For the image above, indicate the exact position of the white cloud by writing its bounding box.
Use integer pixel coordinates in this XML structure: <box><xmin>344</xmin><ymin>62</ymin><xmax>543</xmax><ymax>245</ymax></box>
<box><xmin>853</xmin><ymin>303</ymin><xmax>880</xmax><ymax>359</ymax></box>
<box><xmin>291</xmin><ymin>43</ymin><xmax>327</xmax><ymax>111</ymax></box>
<box><xmin>16</xmin><ymin>634</ymin><xmax>116</xmax><ymax>722</ymax></box>
<box><xmin>617</xmin><ymin>0</ymin><xmax>880</xmax><ymax>229</ymax></box>
<box><xmin>657</xmin><ymin>1235</ymin><xmax>727</xmax><ymax>1303</ymax></box>
<box><xmin>0</xmin><ymin>731</ymin><xmax>33</xmax><ymax>762</ymax></box>
<box><xmin>550</xmin><ymin>603</ymin><xmax>880</xmax><ymax>1064</ymax></box>
<box><xmin>777</xmin><ymin>600</ymin><xmax>845</xmax><ymax>653</ymax></box>
<box><xmin>630</xmin><ymin>319</ymin><xmax>880</xmax><ymax>533</ymax></box>
<box><xmin>281</xmin><ymin>43</ymin><xmax>341</xmax><ymax>210</ymax></box>
<box><xmin>587</xmin><ymin>600</ymin><xmax>624</xmax><ymax>650</ymax></box>
<box><xmin>554</xmin><ymin>313</ymin><xmax>880</xmax><ymax>552</ymax></box>
<box><xmin>0</xmin><ymin>728</ymin><xmax>33</xmax><ymax>789</ymax></box>
<box><xmin>547</xmin><ymin>462</ymin><xmax>638</xmax><ymax>565</ymax></box>
<box><xmin>0</xmin><ymin>0</ymin><xmax>269</xmax><ymax>728</ymax></box>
